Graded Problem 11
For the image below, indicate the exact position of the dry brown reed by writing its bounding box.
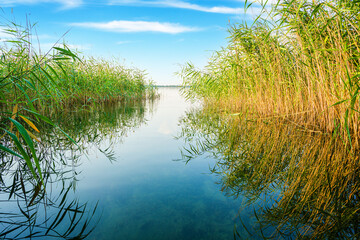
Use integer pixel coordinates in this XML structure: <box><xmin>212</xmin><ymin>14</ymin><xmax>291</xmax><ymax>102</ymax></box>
<box><xmin>180</xmin><ymin>0</ymin><xmax>360</xmax><ymax>146</ymax></box>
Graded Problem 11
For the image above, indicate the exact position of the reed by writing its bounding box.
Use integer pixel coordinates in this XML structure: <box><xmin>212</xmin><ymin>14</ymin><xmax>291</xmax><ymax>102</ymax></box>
<box><xmin>180</xmin><ymin>0</ymin><xmax>360</xmax><ymax>145</ymax></box>
<box><xmin>0</xmin><ymin>19</ymin><xmax>156</xmax><ymax>181</ymax></box>
<box><xmin>0</xmin><ymin>23</ymin><xmax>157</xmax><ymax>110</ymax></box>
<box><xmin>179</xmin><ymin>1</ymin><xmax>360</xmax><ymax>236</ymax></box>
<box><xmin>39</xmin><ymin>56</ymin><xmax>158</xmax><ymax>109</ymax></box>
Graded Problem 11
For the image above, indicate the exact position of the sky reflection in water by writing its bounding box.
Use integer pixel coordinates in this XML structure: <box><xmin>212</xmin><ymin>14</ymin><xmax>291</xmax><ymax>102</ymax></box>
<box><xmin>73</xmin><ymin>88</ymin><xmax>248</xmax><ymax>240</ymax></box>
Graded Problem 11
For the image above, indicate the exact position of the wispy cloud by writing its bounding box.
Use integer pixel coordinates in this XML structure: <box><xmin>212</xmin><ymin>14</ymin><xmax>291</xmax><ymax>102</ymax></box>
<box><xmin>108</xmin><ymin>0</ymin><xmax>245</xmax><ymax>14</ymax></box>
<box><xmin>116</xmin><ymin>40</ymin><xmax>132</xmax><ymax>44</ymax></box>
<box><xmin>41</xmin><ymin>42</ymin><xmax>91</xmax><ymax>51</ymax></box>
<box><xmin>0</xmin><ymin>28</ymin><xmax>12</xmax><ymax>39</ymax></box>
<box><xmin>70</xmin><ymin>20</ymin><xmax>200</xmax><ymax>34</ymax></box>
<box><xmin>1</xmin><ymin>0</ymin><xmax>83</xmax><ymax>9</ymax></box>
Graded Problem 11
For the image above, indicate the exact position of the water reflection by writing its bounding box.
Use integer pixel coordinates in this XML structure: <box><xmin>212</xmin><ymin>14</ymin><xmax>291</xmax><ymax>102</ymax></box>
<box><xmin>177</xmin><ymin>107</ymin><xmax>360</xmax><ymax>239</ymax></box>
<box><xmin>40</xmin><ymin>100</ymin><xmax>154</xmax><ymax>156</ymax></box>
<box><xmin>0</xmin><ymin>99</ymin><xmax>153</xmax><ymax>239</ymax></box>
<box><xmin>72</xmin><ymin>88</ymin><xmax>244</xmax><ymax>240</ymax></box>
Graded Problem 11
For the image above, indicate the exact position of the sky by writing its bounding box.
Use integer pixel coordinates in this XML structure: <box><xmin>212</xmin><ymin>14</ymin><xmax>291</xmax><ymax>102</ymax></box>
<box><xmin>0</xmin><ymin>0</ymin><xmax>262</xmax><ymax>85</ymax></box>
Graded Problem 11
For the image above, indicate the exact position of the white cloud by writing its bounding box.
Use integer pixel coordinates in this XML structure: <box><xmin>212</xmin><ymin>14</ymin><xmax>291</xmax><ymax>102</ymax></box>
<box><xmin>70</xmin><ymin>20</ymin><xmax>200</xmax><ymax>34</ymax></box>
<box><xmin>0</xmin><ymin>0</ymin><xmax>83</xmax><ymax>9</ymax></box>
<box><xmin>116</xmin><ymin>40</ymin><xmax>131</xmax><ymax>44</ymax></box>
<box><xmin>108</xmin><ymin>0</ymin><xmax>245</xmax><ymax>14</ymax></box>
<box><xmin>60</xmin><ymin>0</ymin><xmax>83</xmax><ymax>8</ymax></box>
<box><xmin>66</xmin><ymin>43</ymin><xmax>91</xmax><ymax>50</ymax></box>
<box><xmin>0</xmin><ymin>28</ymin><xmax>12</xmax><ymax>39</ymax></box>
<box><xmin>33</xmin><ymin>42</ymin><xmax>91</xmax><ymax>54</ymax></box>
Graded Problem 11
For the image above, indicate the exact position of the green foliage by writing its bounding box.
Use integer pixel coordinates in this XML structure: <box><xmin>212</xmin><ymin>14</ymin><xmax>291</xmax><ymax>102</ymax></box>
<box><xmin>41</xmin><ymin>56</ymin><xmax>158</xmax><ymax>106</ymax></box>
<box><xmin>180</xmin><ymin>0</ymin><xmax>360</xmax><ymax>143</ymax></box>
<box><xmin>179</xmin><ymin>2</ymin><xmax>360</xmax><ymax>236</ymax></box>
<box><xmin>0</xmin><ymin>19</ymin><xmax>157</xmax><ymax>183</ymax></box>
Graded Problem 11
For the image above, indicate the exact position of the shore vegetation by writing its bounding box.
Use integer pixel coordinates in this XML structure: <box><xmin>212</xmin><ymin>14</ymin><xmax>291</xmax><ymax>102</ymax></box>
<box><xmin>180</xmin><ymin>0</ymin><xmax>360</xmax><ymax>146</ymax></box>
<box><xmin>179</xmin><ymin>0</ymin><xmax>360</xmax><ymax>238</ymax></box>
<box><xmin>0</xmin><ymin>20</ymin><xmax>157</xmax><ymax>182</ymax></box>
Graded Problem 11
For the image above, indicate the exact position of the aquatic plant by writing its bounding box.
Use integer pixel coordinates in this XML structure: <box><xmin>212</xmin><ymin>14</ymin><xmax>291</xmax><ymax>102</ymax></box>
<box><xmin>179</xmin><ymin>1</ymin><xmax>360</xmax><ymax>235</ymax></box>
<box><xmin>180</xmin><ymin>0</ymin><xmax>360</xmax><ymax>145</ymax></box>
<box><xmin>42</xmin><ymin>57</ymin><xmax>158</xmax><ymax>108</ymax></box>
<box><xmin>0</xmin><ymin>19</ymin><xmax>156</xmax><ymax>181</ymax></box>
<box><xmin>0</xmin><ymin>20</ymin><xmax>80</xmax><ymax>182</ymax></box>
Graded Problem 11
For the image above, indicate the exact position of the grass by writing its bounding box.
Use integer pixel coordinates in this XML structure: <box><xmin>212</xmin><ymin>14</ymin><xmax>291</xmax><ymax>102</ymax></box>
<box><xmin>34</xmin><ymin>56</ymin><xmax>157</xmax><ymax>109</ymax></box>
<box><xmin>0</xmin><ymin>19</ymin><xmax>157</xmax><ymax>182</ymax></box>
<box><xmin>0</xmin><ymin>22</ymin><xmax>157</xmax><ymax>110</ymax></box>
<box><xmin>179</xmin><ymin>0</ymin><xmax>360</xmax><ymax>237</ymax></box>
<box><xmin>180</xmin><ymin>0</ymin><xmax>360</xmax><ymax>146</ymax></box>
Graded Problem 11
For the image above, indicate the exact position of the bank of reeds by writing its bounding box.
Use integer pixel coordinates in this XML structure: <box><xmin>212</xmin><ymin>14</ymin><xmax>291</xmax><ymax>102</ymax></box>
<box><xmin>0</xmin><ymin>23</ymin><xmax>157</xmax><ymax>110</ymax></box>
<box><xmin>180</xmin><ymin>0</ymin><xmax>360</xmax><ymax>146</ymax></box>
<box><xmin>38</xmin><ymin>57</ymin><xmax>157</xmax><ymax>108</ymax></box>
<box><xmin>0</xmin><ymin>20</ymin><xmax>156</xmax><ymax>181</ymax></box>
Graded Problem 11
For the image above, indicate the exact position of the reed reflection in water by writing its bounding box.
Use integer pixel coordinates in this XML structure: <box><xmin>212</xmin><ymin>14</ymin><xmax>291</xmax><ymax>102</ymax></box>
<box><xmin>0</xmin><ymin>98</ymin><xmax>153</xmax><ymax>239</ymax></box>
<box><xmin>177</xmin><ymin>107</ymin><xmax>360</xmax><ymax>239</ymax></box>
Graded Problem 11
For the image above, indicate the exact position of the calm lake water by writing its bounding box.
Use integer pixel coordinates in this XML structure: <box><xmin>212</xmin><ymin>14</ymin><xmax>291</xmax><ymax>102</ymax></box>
<box><xmin>76</xmin><ymin>87</ymin><xmax>248</xmax><ymax>239</ymax></box>
<box><xmin>2</xmin><ymin>87</ymin><xmax>358</xmax><ymax>239</ymax></box>
<box><xmin>0</xmin><ymin>87</ymin><xmax>265</xmax><ymax>239</ymax></box>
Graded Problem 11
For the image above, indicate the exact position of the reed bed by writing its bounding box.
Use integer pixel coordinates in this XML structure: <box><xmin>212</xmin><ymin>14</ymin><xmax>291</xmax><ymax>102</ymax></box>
<box><xmin>179</xmin><ymin>2</ymin><xmax>360</xmax><ymax>236</ymax></box>
<box><xmin>0</xmin><ymin>20</ymin><xmax>156</xmax><ymax>181</ymax></box>
<box><xmin>180</xmin><ymin>0</ymin><xmax>360</xmax><ymax>145</ymax></box>
<box><xmin>39</xmin><ymin>57</ymin><xmax>157</xmax><ymax>108</ymax></box>
<box><xmin>0</xmin><ymin>23</ymin><xmax>157</xmax><ymax>110</ymax></box>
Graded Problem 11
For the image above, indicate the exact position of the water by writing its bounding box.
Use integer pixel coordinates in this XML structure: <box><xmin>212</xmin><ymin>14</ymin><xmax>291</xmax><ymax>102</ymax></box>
<box><xmin>0</xmin><ymin>87</ymin><xmax>257</xmax><ymax>239</ymax></box>
<box><xmin>2</xmin><ymin>87</ymin><xmax>358</xmax><ymax>239</ymax></box>
<box><xmin>77</xmin><ymin>87</ymin><xmax>246</xmax><ymax>240</ymax></box>
<box><xmin>68</xmin><ymin>88</ymin><xmax>223</xmax><ymax>239</ymax></box>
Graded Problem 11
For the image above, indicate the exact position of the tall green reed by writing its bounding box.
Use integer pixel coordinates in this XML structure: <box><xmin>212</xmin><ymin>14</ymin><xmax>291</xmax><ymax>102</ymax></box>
<box><xmin>179</xmin><ymin>3</ymin><xmax>360</xmax><ymax>235</ymax></box>
<box><xmin>0</xmin><ymin>19</ymin><xmax>156</xmax><ymax>183</ymax></box>
<box><xmin>180</xmin><ymin>0</ymin><xmax>360</xmax><ymax>145</ymax></box>
<box><xmin>42</xmin><ymin>57</ymin><xmax>157</xmax><ymax>108</ymax></box>
<box><xmin>0</xmin><ymin>20</ymin><xmax>79</xmax><ymax>182</ymax></box>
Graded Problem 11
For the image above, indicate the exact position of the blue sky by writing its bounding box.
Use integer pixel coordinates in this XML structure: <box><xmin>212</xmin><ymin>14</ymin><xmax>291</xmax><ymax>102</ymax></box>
<box><xmin>0</xmin><ymin>0</ymin><xmax>262</xmax><ymax>85</ymax></box>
